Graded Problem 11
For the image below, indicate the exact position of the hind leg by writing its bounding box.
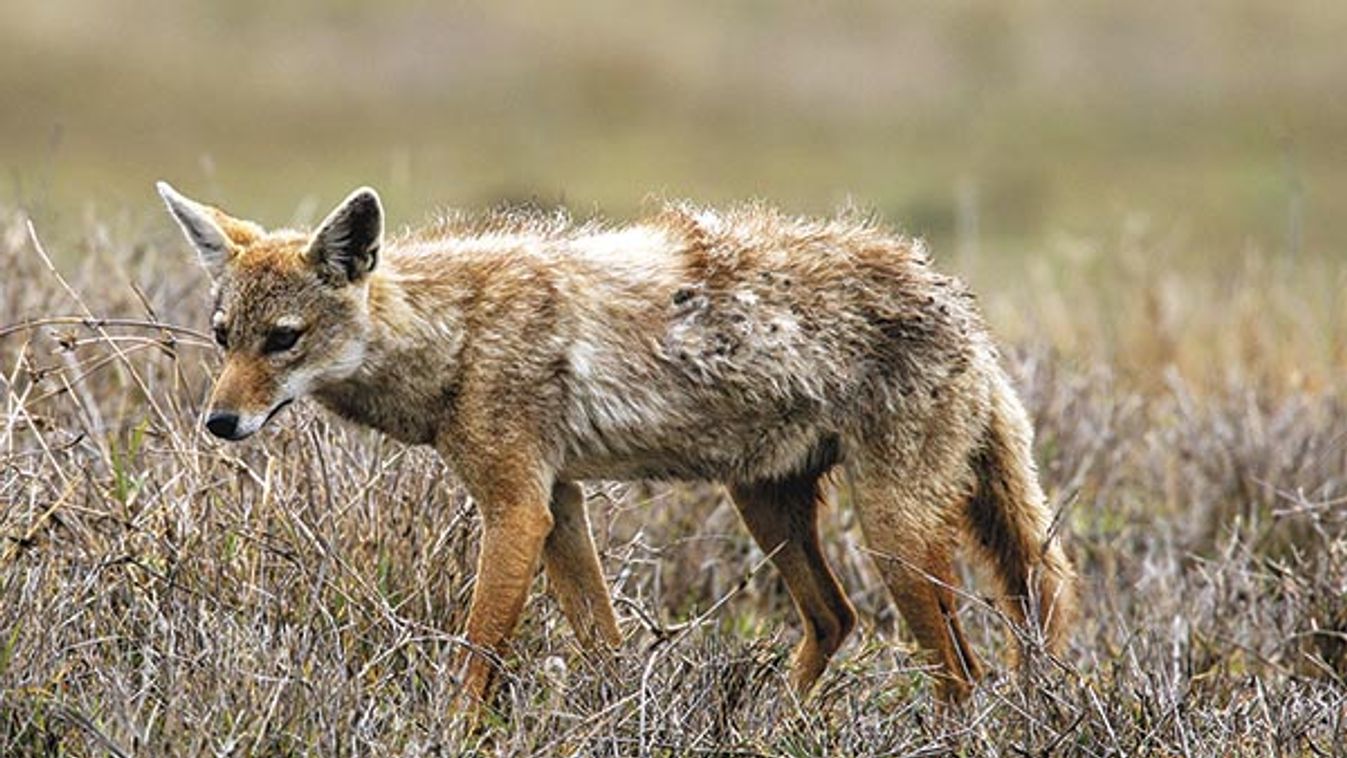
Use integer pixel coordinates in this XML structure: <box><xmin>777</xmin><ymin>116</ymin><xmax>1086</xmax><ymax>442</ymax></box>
<box><xmin>849</xmin><ymin>468</ymin><xmax>985</xmax><ymax>701</ymax></box>
<box><xmin>542</xmin><ymin>482</ymin><xmax>622</xmax><ymax>650</ymax></box>
<box><xmin>729</xmin><ymin>474</ymin><xmax>857</xmax><ymax>695</ymax></box>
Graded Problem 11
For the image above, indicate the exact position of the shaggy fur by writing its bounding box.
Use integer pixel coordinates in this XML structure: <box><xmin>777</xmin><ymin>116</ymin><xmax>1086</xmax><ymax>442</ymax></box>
<box><xmin>158</xmin><ymin>182</ymin><xmax>1076</xmax><ymax>710</ymax></box>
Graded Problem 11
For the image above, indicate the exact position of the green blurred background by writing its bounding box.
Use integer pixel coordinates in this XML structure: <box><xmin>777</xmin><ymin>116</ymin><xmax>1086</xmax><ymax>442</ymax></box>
<box><xmin>4</xmin><ymin>0</ymin><xmax>1345</xmax><ymax>261</ymax></box>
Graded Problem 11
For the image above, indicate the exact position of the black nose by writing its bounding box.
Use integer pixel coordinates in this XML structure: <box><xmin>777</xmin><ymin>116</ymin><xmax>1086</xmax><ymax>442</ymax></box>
<box><xmin>205</xmin><ymin>411</ymin><xmax>241</xmax><ymax>440</ymax></box>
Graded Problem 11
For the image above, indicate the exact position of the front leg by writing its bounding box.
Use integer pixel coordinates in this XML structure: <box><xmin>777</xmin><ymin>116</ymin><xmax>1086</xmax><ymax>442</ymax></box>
<box><xmin>454</xmin><ymin>462</ymin><xmax>555</xmax><ymax>708</ymax></box>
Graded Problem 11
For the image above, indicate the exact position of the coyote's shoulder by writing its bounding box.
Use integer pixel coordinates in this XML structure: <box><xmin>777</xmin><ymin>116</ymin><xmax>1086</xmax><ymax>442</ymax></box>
<box><xmin>159</xmin><ymin>183</ymin><xmax>1075</xmax><ymax>713</ymax></box>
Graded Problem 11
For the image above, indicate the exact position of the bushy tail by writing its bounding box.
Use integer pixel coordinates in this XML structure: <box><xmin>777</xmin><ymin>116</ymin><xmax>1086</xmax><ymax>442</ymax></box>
<box><xmin>966</xmin><ymin>375</ymin><xmax>1076</xmax><ymax>656</ymax></box>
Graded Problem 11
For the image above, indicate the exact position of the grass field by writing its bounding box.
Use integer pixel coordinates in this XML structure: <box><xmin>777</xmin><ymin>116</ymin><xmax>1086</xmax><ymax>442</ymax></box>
<box><xmin>2</xmin><ymin>203</ymin><xmax>1345</xmax><ymax>755</ymax></box>
<box><xmin>3</xmin><ymin>1</ymin><xmax>1347</xmax><ymax>755</ymax></box>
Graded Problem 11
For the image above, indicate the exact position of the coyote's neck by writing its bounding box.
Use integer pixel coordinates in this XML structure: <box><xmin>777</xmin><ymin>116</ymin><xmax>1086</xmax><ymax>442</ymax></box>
<box><xmin>312</xmin><ymin>254</ymin><xmax>470</xmax><ymax>445</ymax></box>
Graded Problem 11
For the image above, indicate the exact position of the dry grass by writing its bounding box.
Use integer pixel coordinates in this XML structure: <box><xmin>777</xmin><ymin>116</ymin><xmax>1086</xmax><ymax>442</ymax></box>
<box><xmin>1</xmin><ymin>206</ymin><xmax>1345</xmax><ymax>756</ymax></box>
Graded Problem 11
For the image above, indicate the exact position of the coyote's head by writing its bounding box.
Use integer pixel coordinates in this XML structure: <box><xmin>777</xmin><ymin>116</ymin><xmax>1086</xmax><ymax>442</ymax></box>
<box><xmin>158</xmin><ymin>183</ymin><xmax>382</xmax><ymax>441</ymax></box>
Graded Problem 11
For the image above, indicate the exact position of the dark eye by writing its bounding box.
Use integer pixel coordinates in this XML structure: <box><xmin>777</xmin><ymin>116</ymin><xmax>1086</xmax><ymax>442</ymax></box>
<box><xmin>213</xmin><ymin>325</ymin><xmax>229</xmax><ymax>349</ymax></box>
<box><xmin>263</xmin><ymin>326</ymin><xmax>303</xmax><ymax>354</ymax></box>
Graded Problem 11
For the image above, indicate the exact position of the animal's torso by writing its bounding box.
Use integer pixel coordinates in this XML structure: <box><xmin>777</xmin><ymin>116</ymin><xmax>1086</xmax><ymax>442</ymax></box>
<box><xmin>315</xmin><ymin>205</ymin><xmax>995</xmax><ymax>485</ymax></box>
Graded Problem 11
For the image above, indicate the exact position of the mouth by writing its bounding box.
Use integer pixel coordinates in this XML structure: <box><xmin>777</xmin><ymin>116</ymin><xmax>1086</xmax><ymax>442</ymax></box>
<box><xmin>263</xmin><ymin>398</ymin><xmax>295</xmax><ymax>426</ymax></box>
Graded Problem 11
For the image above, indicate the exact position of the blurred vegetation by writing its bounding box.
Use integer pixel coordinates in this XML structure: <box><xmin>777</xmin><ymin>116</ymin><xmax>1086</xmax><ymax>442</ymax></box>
<box><xmin>4</xmin><ymin>0</ymin><xmax>1346</xmax><ymax>263</ymax></box>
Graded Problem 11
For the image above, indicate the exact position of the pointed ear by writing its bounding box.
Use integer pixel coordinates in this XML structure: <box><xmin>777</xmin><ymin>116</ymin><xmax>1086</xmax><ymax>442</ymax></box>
<box><xmin>308</xmin><ymin>187</ymin><xmax>383</xmax><ymax>284</ymax></box>
<box><xmin>157</xmin><ymin>181</ymin><xmax>237</xmax><ymax>278</ymax></box>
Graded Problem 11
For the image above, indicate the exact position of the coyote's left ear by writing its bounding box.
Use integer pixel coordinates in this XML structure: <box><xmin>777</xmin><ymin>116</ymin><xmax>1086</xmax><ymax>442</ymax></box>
<box><xmin>309</xmin><ymin>187</ymin><xmax>383</xmax><ymax>284</ymax></box>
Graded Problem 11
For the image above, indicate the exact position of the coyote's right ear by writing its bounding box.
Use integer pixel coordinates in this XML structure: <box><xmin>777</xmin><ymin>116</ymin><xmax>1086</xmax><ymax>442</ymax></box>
<box><xmin>309</xmin><ymin>187</ymin><xmax>383</xmax><ymax>284</ymax></box>
<box><xmin>157</xmin><ymin>181</ymin><xmax>259</xmax><ymax>279</ymax></box>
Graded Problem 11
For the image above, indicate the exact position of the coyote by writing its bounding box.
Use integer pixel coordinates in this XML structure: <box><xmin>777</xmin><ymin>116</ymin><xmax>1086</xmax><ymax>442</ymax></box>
<box><xmin>158</xmin><ymin>182</ymin><xmax>1075</xmax><ymax>707</ymax></box>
